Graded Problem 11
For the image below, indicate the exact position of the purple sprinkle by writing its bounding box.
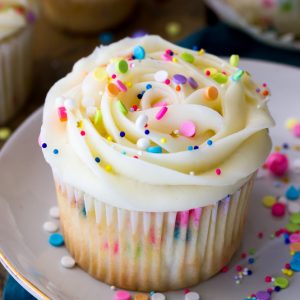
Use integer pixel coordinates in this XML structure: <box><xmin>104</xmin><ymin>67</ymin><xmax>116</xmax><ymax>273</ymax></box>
<box><xmin>173</xmin><ymin>74</ymin><xmax>187</xmax><ymax>85</ymax></box>
<box><xmin>256</xmin><ymin>291</ymin><xmax>271</xmax><ymax>300</ymax></box>
<box><xmin>187</xmin><ymin>77</ymin><xmax>198</xmax><ymax>89</ymax></box>
<box><xmin>26</xmin><ymin>11</ymin><xmax>36</xmax><ymax>23</ymax></box>
<box><xmin>256</xmin><ymin>88</ymin><xmax>261</xmax><ymax>93</ymax></box>
<box><xmin>132</xmin><ymin>30</ymin><xmax>148</xmax><ymax>38</ymax></box>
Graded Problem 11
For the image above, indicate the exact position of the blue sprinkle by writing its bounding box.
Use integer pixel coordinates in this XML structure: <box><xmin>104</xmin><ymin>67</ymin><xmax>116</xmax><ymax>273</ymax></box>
<box><xmin>187</xmin><ymin>145</ymin><xmax>193</xmax><ymax>151</ymax></box>
<box><xmin>294</xmin><ymin>252</ymin><xmax>300</xmax><ymax>261</ymax></box>
<box><xmin>192</xmin><ymin>45</ymin><xmax>200</xmax><ymax>51</ymax></box>
<box><xmin>247</xmin><ymin>270</ymin><xmax>253</xmax><ymax>276</ymax></box>
<box><xmin>99</xmin><ymin>32</ymin><xmax>113</xmax><ymax>44</ymax></box>
<box><xmin>232</xmin><ymin>69</ymin><xmax>244</xmax><ymax>82</ymax></box>
<box><xmin>282</xmin><ymin>143</ymin><xmax>289</xmax><ymax>149</ymax></box>
<box><xmin>120</xmin><ymin>131</ymin><xmax>126</xmax><ymax>138</ymax></box>
<box><xmin>291</xmin><ymin>258</ymin><xmax>300</xmax><ymax>271</ymax></box>
<box><xmin>41</xmin><ymin>143</ymin><xmax>47</xmax><ymax>148</ymax></box>
<box><xmin>174</xmin><ymin>225</ymin><xmax>180</xmax><ymax>240</ymax></box>
<box><xmin>150</xmin><ymin>291</ymin><xmax>155</xmax><ymax>296</ymax></box>
<box><xmin>274</xmin><ymin>286</ymin><xmax>281</xmax><ymax>292</ymax></box>
<box><xmin>285</xmin><ymin>238</ymin><xmax>290</xmax><ymax>245</ymax></box>
<box><xmin>248</xmin><ymin>257</ymin><xmax>255</xmax><ymax>264</ymax></box>
<box><xmin>82</xmin><ymin>206</ymin><xmax>87</xmax><ymax>217</ymax></box>
<box><xmin>137</xmin><ymin>93</ymin><xmax>143</xmax><ymax>99</ymax></box>
<box><xmin>207</xmin><ymin>140</ymin><xmax>213</xmax><ymax>146</ymax></box>
<box><xmin>194</xmin><ymin>145</ymin><xmax>199</xmax><ymax>150</ymax></box>
<box><xmin>95</xmin><ymin>157</ymin><xmax>101</xmax><ymax>163</ymax></box>
<box><xmin>121</xmin><ymin>150</ymin><xmax>127</xmax><ymax>155</ymax></box>
<box><xmin>144</xmin><ymin>129</ymin><xmax>150</xmax><ymax>135</ymax></box>
<box><xmin>146</xmin><ymin>84</ymin><xmax>152</xmax><ymax>90</ymax></box>
<box><xmin>49</xmin><ymin>233</ymin><xmax>64</xmax><ymax>247</ymax></box>
<box><xmin>147</xmin><ymin>146</ymin><xmax>162</xmax><ymax>154</ymax></box>
<box><xmin>286</xmin><ymin>185</ymin><xmax>299</xmax><ymax>201</ymax></box>
<box><xmin>133</xmin><ymin>45</ymin><xmax>145</xmax><ymax>60</ymax></box>
<box><xmin>53</xmin><ymin>149</ymin><xmax>59</xmax><ymax>155</ymax></box>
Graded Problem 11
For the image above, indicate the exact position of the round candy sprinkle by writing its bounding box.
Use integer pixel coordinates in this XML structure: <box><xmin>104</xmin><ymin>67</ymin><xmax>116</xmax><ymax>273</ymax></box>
<box><xmin>285</xmin><ymin>118</ymin><xmax>299</xmax><ymax>130</ymax></box>
<box><xmin>216</xmin><ymin>168</ymin><xmax>221</xmax><ymax>175</ymax></box>
<box><xmin>285</xmin><ymin>185</ymin><xmax>299</xmax><ymax>200</ymax></box>
<box><xmin>292</xmin><ymin>123</ymin><xmax>300</xmax><ymax>137</ymax></box>
<box><xmin>266</xmin><ymin>152</ymin><xmax>289</xmax><ymax>176</ymax></box>
<box><xmin>185</xmin><ymin>291</ymin><xmax>200</xmax><ymax>300</ymax></box>
<box><xmin>135</xmin><ymin>114</ymin><xmax>148</xmax><ymax>129</ymax></box>
<box><xmin>205</xmin><ymin>86</ymin><xmax>218</xmax><ymax>100</ymax></box>
<box><xmin>290</xmin><ymin>259</ymin><xmax>300</xmax><ymax>271</ymax></box>
<box><xmin>290</xmin><ymin>213</ymin><xmax>300</xmax><ymax>224</ymax></box>
<box><xmin>107</xmin><ymin>83</ymin><xmax>120</xmax><ymax>96</ymax></box>
<box><xmin>133</xmin><ymin>45</ymin><xmax>145</xmax><ymax>60</ymax></box>
<box><xmin>137</xmin><ymin>138</ymin><xmax>150</xmax><ymax>150</ymax></box>
<box><xmin>95</xmin><ymin>157</ymin><xmax>101</xmax><ymax>163</ymax></box>
<box><xmin>179</xmin><ymin>120</ymin><xmax>196</xmax><ymax>137</ymax></box>
<box><xmin>156</xmin><ymin>106</ymin><xmax>168</xmax><ymax>120</ymax></box>
<box><xmin>144</xmin><ymin>129</ymin><xmax>150</xmax><ymax>135</ymax></box>
<box><xmin>134</xmin><ymin>294</ymin><xmax>150</xmax><ymax>300</ymax></box>
<box><xmin>53</xmin><ymin>149</ymin><xmax>59</xmax><ymax>155</ymax></box>
<box><xmin>114</xmin><ymin>290</ymin><xmax>131</xmax><ymax>300</ymax></box>
<box><xmin>173</xmin><ymin>74</ymin><xmax>187</xmax><ymax>85</ymax></box>
<box><xmin>41</xmin><ymin>143</ymin><xmax>47</xmax><ymax>149</ymax></box>
<box><xmin>49</xmin><ymin>206</ymin><xmax>60</xmax><ymax>219</ymax></box>
<box><xmin>151</xmin><ymin>293</ymin><xmax>165</xmax><ymax>300</ymax></box>
<box><xmin>60</xmin><ymin>256</ymin><xmax>76</xmax><ymax>268</ymax></box>
<box><xmin>49</xmin><ymin>233</ymin><xmax>64</xmax><ymax>247</ymax></box>
<box><xmin>147</xmin><ymin>146</ymin><xmax>162</xmax><ymax>154</ymax></box>
<box><xmin>154</xmin><ymin>70</ymin><xmax>168</xmax><ymax>82</ymax></box>
<box><xmin>187</xmin><ymin>77</ymin><xmax>198</xmax><ymax>89</ymax></box>
<box><xmin>290</xmin><ymin>233</ymin><xmax>300</xmax><ymax>243</ymax></box>
<box><xmin>274</xmin><ymin>277</ymin><xmax>289</xmax><ymax>289</ymax></box>
<box><xmin>271</xmin><ymin>202</ymin><xmax>286</xmax><ymax>217</ymax></box>
<box><xmin>207</xmin><ymin>140</ymin><xmax>213</xmax><ymax>146</ymax></box>
<box><xmin>262</xmin><ymin>195</ymin><xmax>276</xmax><ymax>208</ymax></box>
<box><xmin>180</xmin><ymin>52</ymin><xmax>195</xmax><ymax>64</ymax></box>
<box><xmin>146</xmin><ymin>84</ymin><xmax>152</xmax><ymax>90</ymax></box>
<box><xmin>116</xmin><ymin>60</ymin><xmax>128</xmax><ymax>74</ymax></box>
<box><xmin>229</xmin><ymin>54</ymin><xmax>240</xmax><ymax>67</ymax></box>
<box><xmin>256</xmin><ymin>291</ymin><xmax>270</xmax><ymax>300</ymax></box>
<box><xmin>0</xmin><ymin>127</ymin><xmax>11</xmax><ymax>140</ymax></box>
<box><xmin>43</xmin><ymin>221</ymin><xmax>58</xmax><ymax>233</ymax></box>
<box><xmin>286</xmin><ymin>222</ymin><xmax>300</xmax><ymax>232</ymax></box>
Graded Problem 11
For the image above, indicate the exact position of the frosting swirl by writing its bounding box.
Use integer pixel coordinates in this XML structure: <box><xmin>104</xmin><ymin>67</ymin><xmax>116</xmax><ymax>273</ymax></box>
<box><xmin>40</xmin><ymin>35</ymin><xmax>274</xmax><ymax>211</ymax></box>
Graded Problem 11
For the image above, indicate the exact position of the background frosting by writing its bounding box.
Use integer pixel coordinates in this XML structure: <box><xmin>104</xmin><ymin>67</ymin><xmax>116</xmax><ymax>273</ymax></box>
<box><xmin>40</xmin><ymin>35</ymin><xmax>274</xmax><ymax>212</ymax></box>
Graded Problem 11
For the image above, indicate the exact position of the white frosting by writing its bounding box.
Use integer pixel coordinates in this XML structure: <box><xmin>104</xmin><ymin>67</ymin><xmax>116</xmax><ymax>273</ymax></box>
<box><xmin>40</xmin><ymin>35</ymin><xmax>274</xmax><ymax>212</ymax></box>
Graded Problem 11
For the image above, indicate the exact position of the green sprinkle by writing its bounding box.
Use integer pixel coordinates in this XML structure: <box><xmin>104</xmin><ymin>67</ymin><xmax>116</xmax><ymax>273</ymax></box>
<box><xmin>212</xmin><ymin>72</ymin><xmax>228</xmax><ymax>84</ymax></box>
<box><xmin>230</xmin><ymin>54</ymin><xmax>240</xmax><ymax>67</ymax></box>
<box><xmin>116</xmin><ymin>100</ymin><xmax>128</xmax><ymax>115</ymax></box>
<box><xmin>93</xmin><ymin>109</ymin><xmax>102</xmax><ymax>126</ymax></box>
<box><xmin>248</xmin><ymin>248</ymin><xmax>256</xmax><ymax>255</ymax></box>
<box><xmin>286</xmin><ymin>222</ymin><xmax>300</xmax><ymax>232</ymax></box>
<box><xmin>274</xmin><ymin>277</ymin><xmax>289</xmax><ymax>289</ymax></box>
<box><xmin>232</xmin><ymin>69</ymin><xmax>245</xmax><ymax>82</ymax></box>
<box><xmin>116</xmin><ymin>59</ymin><xmax>128</xmax><ymax>74</ymax></box>
<box><xmin>180</xmin><ymin>52</ymin><xmax>195</xmax><ymax>64</ymax></box>
<box><xmin>290</xmin><ymin>213</ymin><xmax>300</xmax><ymax>225</ymax></box>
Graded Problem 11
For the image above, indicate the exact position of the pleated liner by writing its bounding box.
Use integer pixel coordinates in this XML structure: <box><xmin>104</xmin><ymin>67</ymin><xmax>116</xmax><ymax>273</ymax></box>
<box><xmin>54</xmin><ymin>174</ymin><xmax>255</xmax><ymax>292</ymax></box>
<box><xmin>0</xmin><ymin>26</ymin><xmax>33</xmax><ymax>124</ymax></box>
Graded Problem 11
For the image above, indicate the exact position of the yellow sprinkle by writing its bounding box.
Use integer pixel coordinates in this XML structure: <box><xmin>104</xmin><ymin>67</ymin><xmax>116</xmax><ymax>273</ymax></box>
<box><xmin>161</xmin><ymin>138</ymin><xmax>167</xmax><ymax>144</ymax></box>
<box><xmin>126</xmin><ymin>82</ymin><xmax>132</xmax><ymax>88</ymax></box>
<box><xmin>291</xmin><ymin>250</ymin><xmax>295</xmax><ymax>255</ymax></box>
<box><xmin>172</xmin><ymin>57</ymin><xmax>178</xmax><ymax>63</ymax></box>
<box><xmin>198</xmin><ymin>48</ymin><xmax>205</xmax><ymax>55</ymax></box>
<box><xmin>0</xmin><ymin>127</ymin><xmax>11</xmax><ymax>140</ymax></box>
<box><xmin>107</xmin><ymin>136</ymin><xmax>113</xmax><ymax>142</ymax></box>
<box><xmin>76</xmin><ymin>121</ymin><xmax>83</xmax><ymax>128</ymax></box>
<box><xmin>282</xmin><ymin>269</ymin><xmax>288</xmax><ymax>275</ymax></box>
<box><xmin>229</xmin><ymin>54</ymin><xmax>240</xmax><ymax>67</ymax></box>
<box><xmin>105</xmin><ymin>165</ymin><xmax>112</xmax><ymax>172</ymax></box>
<box><xmin>93</xmin><ymin>67</ymin><xmax>107</xmax><ymax>81</ymax></box>
<box><xmin>274</xmin><ymin>146</ymin><xmax>281</xmax><ymax>152</ymax></box>
<box><xmin>285</xmin><ymin>118</ymin><xmax>299</xmax><ymax>130</ymax></box>
<box><xmin>93</xmin><ymin>109</ymin><xmax>102</xmax><ymax>126</ymax></box>
<box><xmin>287</xmin><ymin>270</ymin><xmax>294</xmax><ymax>277</ymax></box>
<box><xmin>262</xmin><ymin>195</ymin><xmax>276</xmax><ymax>208</ymax></box>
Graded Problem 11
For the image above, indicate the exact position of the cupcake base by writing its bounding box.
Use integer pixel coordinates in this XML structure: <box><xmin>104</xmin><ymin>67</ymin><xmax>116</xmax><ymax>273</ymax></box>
<box><xmin>54</xmin><ymin>174</ymin><xmax>255</xmax><ymax>292</ymax></box>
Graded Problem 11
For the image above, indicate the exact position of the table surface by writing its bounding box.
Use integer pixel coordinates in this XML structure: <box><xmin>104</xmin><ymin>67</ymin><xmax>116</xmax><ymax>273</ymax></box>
<box><xmin>0</xmin><ymin>0</ymin><xmax>205</xmax><ymax>297</ymax></box>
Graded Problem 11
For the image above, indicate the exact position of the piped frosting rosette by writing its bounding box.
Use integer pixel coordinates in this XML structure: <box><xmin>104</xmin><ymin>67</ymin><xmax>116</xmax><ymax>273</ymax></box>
<box><xmin>40</xmin><ymin>35</ymin><xmax>274</xmax><ymax>212</ymax></box>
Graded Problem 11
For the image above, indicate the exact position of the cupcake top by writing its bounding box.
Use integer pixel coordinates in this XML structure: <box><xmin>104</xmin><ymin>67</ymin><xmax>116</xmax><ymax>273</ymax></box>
<box><xmin>0</xmin><ymin>0</ymin><xmax>36</xmax><ymax>41</ymax></box>
<box><xmin>40</xmin><ymin>35</ymin><xmax>274</xmax><ymax>212</ymax></box>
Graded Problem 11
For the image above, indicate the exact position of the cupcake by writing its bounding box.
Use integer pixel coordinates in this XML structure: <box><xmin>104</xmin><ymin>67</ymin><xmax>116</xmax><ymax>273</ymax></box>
<box><xmin>0</xmin><ymin>0</ymin><xmax>36</xmax><ymax>124</ymax></box>
<box><xmin>41</xmin><ymin>0</ymin><xmax>136</xmax><ymax>33</ymax></box>
<box><xmin>40</xmin><ymin>35</ymin><xmax>274</xmax><ymax>291</ymax></box>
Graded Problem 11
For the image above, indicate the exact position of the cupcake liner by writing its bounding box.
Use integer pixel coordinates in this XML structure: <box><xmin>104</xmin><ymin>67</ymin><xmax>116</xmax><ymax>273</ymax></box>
<box><xmin>0</xmin><ymin>26</ymin><xmax>33</xmax><ymax>124</ymax></box>
<box><xmin>54</xmin><ymin>173</ymin><xmax>255</xmax><ymax>292</ymax></box>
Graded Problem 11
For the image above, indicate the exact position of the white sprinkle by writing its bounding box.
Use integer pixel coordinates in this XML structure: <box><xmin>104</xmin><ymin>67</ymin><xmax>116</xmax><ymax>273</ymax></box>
<box><xmin>137</xmin><ymin>138</ymin><xmax>150</xmax><ymax>150</ymax></box>
<box><xmin>278</xmin><ymin>196</ymin><xmax>287</xmax><ymax>204</ymax></box>
<box><xmin>151</xmin><ymin>293</ymin><xmax>165</xmax><ymax>300</ymax></box>
<box><xmin>82</xmin><ymin>96</ymin><xmax>95</xmax><ymax>108</ymax></box>
<box><xmin>43</xmin><ymin>221</ymin><xmax>58</xmax><ymax>233</ymax></box>
<box><xmin>135</xmin><ymin>114</ymin><xmax>148</xmax><ymax>130</ymax></box>
<box><xmin>185</xmin><ymin>291</ymin><xmax>200</xmax><ymax>300</ymax></box>
<box><xmin>288</xmin><ymin>202</ymin><xmax>300</xmax><ymax>214</ymax></box>
<box><xmin>60</xmin><ymin>256</ymin><xmax>76</xmax><ymax>268</ymax></box>
<box><xmin>154</xmin><ymin>70</ymin><xmax>168</xmax><ymax>82</ymax></box>
<box><xmin>64</xmin><ymin>98</ymin><xmax>75</xmax><ymax>110</ymax></box>
<box><xmin>110</xmin><ymin>285</ymin><xmax>116</xmax><ymax>291</ymax></box>
<box><xmin>137</xmin><ymin>151</ymin><xmax>143</xmax><ymax>156</ymax></box>
<box><xmin>189</xmin><ymin>171</ymin><xmax>195</xmax><ymax>176</ymax></box>
<box><xmin>49</xmin><ymin>206</ymin><xmax>60</xmax><ymax>219</ymax></box>
<box><xmin>86</xmin><ymin>106</ymin><xmax>97</xmax><ymax>117</ymax></box>
<box><xmin>55</xmin><ymin>97</ymin><xmax>64</xmax><ymax>107</ymax></box>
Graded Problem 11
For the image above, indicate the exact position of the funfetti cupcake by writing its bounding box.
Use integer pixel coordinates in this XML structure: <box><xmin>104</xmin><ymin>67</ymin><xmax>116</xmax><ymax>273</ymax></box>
<box><xmin>40</xmin><ymin>35</ymin><xmax>275</xmax><ymax>291</ymax></box>
<box><xmin>0</xmin><ymin>0</ymin><xmax>36</xmax><ymax>124</ymax></box>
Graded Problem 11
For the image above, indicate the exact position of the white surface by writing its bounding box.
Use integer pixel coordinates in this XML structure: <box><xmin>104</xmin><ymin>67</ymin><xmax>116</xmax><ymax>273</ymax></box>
<box><xmin>0</xmin><ymin>59</ymin><xmax>300</xmax><ymax>299</ymax></box>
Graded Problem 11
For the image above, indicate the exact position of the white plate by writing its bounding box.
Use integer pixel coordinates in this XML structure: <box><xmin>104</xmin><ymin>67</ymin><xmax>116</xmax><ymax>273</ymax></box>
<box><xmin>205</xmin><ymin>0</ymin><xmax>300</xmax><ymax>51</ymax></box>
<box><xmin>1</xmin><ymin>59</ymin><xmax>300</xmax><ymax>300</ymax></box>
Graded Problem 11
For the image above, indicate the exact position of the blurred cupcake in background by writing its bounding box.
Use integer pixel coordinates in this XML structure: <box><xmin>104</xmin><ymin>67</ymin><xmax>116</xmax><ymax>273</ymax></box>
<box><xmin>0</xmin><ymin>0</ymin><xmax>37</xmax><ymax>124</ymax></box>
<box><xmin>41</xmin><ymin>0</ymin><xmax>137</xmax><ymax>33</ymax></box>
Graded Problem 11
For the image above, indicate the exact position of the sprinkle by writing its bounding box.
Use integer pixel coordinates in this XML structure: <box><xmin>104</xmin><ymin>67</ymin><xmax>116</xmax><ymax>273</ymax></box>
<box><xmin>120</xmin><ymin>131</ymin><xmax>126</xmax><ymax>138</ymax></box>
<box><xmin>133</xmin><ymin>45</ymin><xmax>146</xmax><ymax>60</ymax></box>
<box><xmin>180</xmin><ymin>52</ymin><xmax>195</xmax><ymax>63</ymax></box>
<box><xmin>49</xmin><ymin>206</ymin><xmax>60</xmax><ymax>219</ymax></box>
<box><xmin>161</xmin><ymin>53</ymin><xmax>172</xmax><ymax>61</ymax></box>
<box><xmin>291</xmin><ymin>259</ymin><xmax>300</xmax><ymax>271</ymax></box>
<box><xmin>176</xmin><ymin>85</ymin><xmax>181</xmax><ymax>92</ymax></box>
<box><xmin>248</xmin><ymin>257</ymin><xmax>255</xmax><ymax>264</ymax></box>
<box><xmin>179</xmin><ymin>120</ymin><xmax>196</xmax><ymax>137</ymax></box>
<box><xmin>165</xmin><ymin>21</ymin><xmax>181</xmax><ymax>36</ymax></box>
<box><xmin>80</xmin><ymin>130</ymin><xmax>86</xmax><ymax>136</ymax></box>
<box><xmin>134</xmin><ymin>294</ymin><xmax>150</xmax><ymax>300</ymax></box>
<box><xmin>53</xmin><ymin>149</ymin><xmax>59</xmax><ymax>155</ymax></box>
<box><xmin>150</xmin><ymin>293</ymin><xmax>165</xmax><ymax>300</ymax></box>
<box><xmin>58</xmin><ymin>106</ymin><xmax>67</xmax><ymax>122</ymax></box>
<box><xmin>144</xmin><ymin>129</ymin><xmax>150</xmax><ymax>135</ymax></box>
<box><xmin>187</xmin><ymin>77</ymin><xmax>198</xmax><ymax>89</ymax></box>
<box><xmin>165</xmin><ymin>79</ymin><xmax>171</xmax><ymax>85</ymax></box>
<box><xmin>173</xmin><ymin>74</ymin><xmax>187</xmax><ymax>85</ymax></box>
<box><xmin>0</xmin><ymin>127</ymin><xmax>11</xmax><ymax>140</ymax></box>
<box><xmin>156</xmin><ymin>106</ymin><xmax>168</xmax><ymax>120</ymax></box>
<box><xmin>41</xmin><ymin>143</ymin><xmax>47</xmax><ymax>148</ymax></box>
<box><xmin>43</xmin><ymin>221</ymin><xmax>58</xmax><ymax>233</ymax></box>
<box><xmin>99</xmin><ymin>32</ymin><xmax>113</xmax><ymax>44</ymax></box>
<box><xmin>232</xmin><ymin>69</ymin><xmax>245</xmax><ymax>82</ymax></box>
<box><xmin>286</xmin><ymin>185</ymin><xmax>299</xmax><ymax>200</ymax></box>
<box><xmin>116</xmin><ymin>60</ymin><xmax>128</xmax><ymax>74</ymax></box>
<box><xmin>285</xmin><ymin>118</ymin><xmax>299</xmax><ymax>130</ymax></box>
<box><xmin>154</xmin><ymin>70</ymin><xmax>168</xmax><ymax>82</ymax></box>
<box><xmin>187</xmin><ymin>145</ymin><xmax>193</xmax><ymax>151</ymax></box>
<box><xmin>262</xmin><ymin>195</ymin><xmax>276</xmax><ymax>208</ymax></box>
<box><xmin>265</xmin><ymin>152</ymin><xmax>289</xmax><ymax>176</ymax></box>
<box><xmin>216</xmin><ymin>168</ymin><xmax>221</xmax><ymax>175</ymax></box>
<box><xmin>93</xmin><ymin>109</ymin><xmax>102</xmax><ymax>126</ymax></box>
<box><xmin>274</xmin><ymin>277</ymin><xmax>289</xmax><ymax>289</ymax></box>
<box><xmin>198</xmin><ymin>48</ymin><xmax>205</xmax><ymax>55</ymax></box>
<box><xmin>107</xmin><ymin>83</ymin><xmax>120</xmax><ymax>96</ymax></box>
<box><xmin>95</xmin><ymin>157</ymin><xmax>101</xmax><ymax>163</ymax></box>
<box><xmin>77</xmin><ymin>120</ymin><xmax>83</xmax><ymax>128</ymax></box>
<box><xmin>184</xmin><ymin>292</ymin><xmax>200</xmax><ymax>300</ymax></box>
<box><xmin>60</xmin><ymin>256</ymin><xmax>76</xmax><ymax>269</ymax></box>
<box><xmin>207</xmin><ymin>140</ymin><xmax>213</xmax><ymax>146</ymax></box>
<box><xmin>116</xmin><ymin>100</ymin><xmax>128</xmax><ymax>115</ymax></box>
<box><xmin>160</xmin><ymin>138</ymin><xmax>166</xmax><ymax>144</ymax></box>
<box><xmin>93</xmin><ymin>67</ymin><xmax>107</xmax><ymax>81</ymax></box>
<box><xmin>107</xmin><ymin>136</ymin><xmax>113</xmax><ymax>142</ymax></box>
<box><xmin>105</xmin><ymin>165</ymin><xmax>112</xmax><ymax>172</ymax></box>
<box><xmin>146</xmin><ymin>84</ymin><xmax>152</xmax><ymax>89</ymax></box>
<box><xmin>147</xmin><ymin>146</ymin><xmax>162</xmax><ymax>154</ymax></box>
<box><xmin>137</xmin><ymin>138</ymin><xmax>150</xmax><ymax>150</ymax></box>
<box><xmin>116</xmin><ymin>80</ymin><xmax>127</xmax><ymax>92</ymax></box>
<box><xmin>290</xmin><ymin>213</ymin><xmax>300</xmax><ymax>224</ymax></box>
<box><xmin>256</xmin><ymin>291</ymin><xmax>270</xmax><ymax>300</ymax></box>
<box><xmin>271</xmin><ymin>202</ymin><xmax>286</xmax><ymax>217</ymax></box>
<box><xmin>114</xmin><ymin>290</ymin><xmax>131</xmax><ymax>300</ymax></box>
<box><xmin>48</xmin><ymin>233</ymin><xmax>64</xmax><ymax>247</ymax></box>
<box><xmin>205</xmin><ymin>86</ymin><xmax>219</xmax><ymax>100</ymax></box>
<box><xmin>292</xmin><ymin>123</ymin><xmax>300</xmax><ymax>137</ymax></box>
<box><xmin>135</xmin><ymin>114</ymin><xmax>148</xmax><ymax>129</ymax></box>
<box><xmin>212</xmin><ymin>72</ymin><xmax>228</xmax><ymax>84</ymax></box>
<box><xmin>229</xmin><ymin>54</ymin><xmax>240</xmax><ymax>67</ymax></box>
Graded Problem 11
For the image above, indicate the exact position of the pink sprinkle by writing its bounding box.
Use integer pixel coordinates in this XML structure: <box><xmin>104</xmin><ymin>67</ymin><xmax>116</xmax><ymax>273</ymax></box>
<box><xmin>265</xmin><ymin>152</ymin><xmax>289</xmax><ymax>177</ymax></box>
<box><xmin>165</xmin><ymin>49</ymin><xmax>173</xmax><ymax>55</ymax></box>
<box><xmin>112</xmin><ymin>74</ymin><xmax>116</xmax><ymax>79</ymax></box>
<box><xmin>113</xmin><ymin>242</ymin><xmax>119</xmax><ymax>254</ymax></box>
<box><xmin>292</xmin><ymin>123</ymin><xmax>300</xmax><ymax>138</ymax></box>
<box><xmin>184</xmin><ymin>288</ymin><xmax>190</xmax><ymax>294</ymax></box>
<box><xmin>216</xmin><ymin>168</ymin><xmax>221</xmax><ymax>175</ymax></box>
<box><xmin>271</xmin><ymin>202</ymin><xmax>286</xmax><ymax>217</ymax></box>
<box><xmin>152</xmin><ymin>101</ymin><xmax>168</xmax><ymax>108</ymax></box>
<box><xmin>156</xmin><ymin>106</ymin><xmax>168</xmax><ymax>120</ymax></box>
<box><xmin>179</xmin><ymin>120</ymin><xmax>196</xmax><ymax>137</ymax></box>
<box><xmin>290</xmin><ymin>233</ymin><xmax>300</xmax><ymax>243</ymax></box>
<box><xmin>161</xmin><ymin>53</ymin><xmax>172</xmax><ymax>61</ymax></box>
<box><xmin>236</xmin><ymin>265</ymin><xmax>243</xmax><ymax>272</ymax></box>
<box><xmin>165</xmin><ymin>79</ymin><xmax>171</xmax><ymax>85</ymax></box>
<box><xmin>58</xmin><ymin>106</ymin><xmax>67</xmax><ymax>122</ymax></box>
<box><xmin>116</xmin><ymin>80</ymin><xmax>127</xmax><ymax>92</ymax></box>
<box><xmin>80</xmin><ymin>130</ymin><xmax>86</xmax><ymax>136</ymax></box>
<box><xmin>262</xmin><ymin>82</ymin><xmax>267</xmax><ymax>87</ymax></box>
<box><xmin>221</xmin><ymin>266</ymin><xmax>229</xmax><ymax>273</ymax></box>
<box><xmin>114</xmin><ymin>290</ymin><xmax>131</xmax><ymax>300</ymax></box>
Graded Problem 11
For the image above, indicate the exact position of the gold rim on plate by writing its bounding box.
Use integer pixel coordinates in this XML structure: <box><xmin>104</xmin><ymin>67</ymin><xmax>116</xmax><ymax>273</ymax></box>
<box><xmin>0</xmin><ymin>250</ymin><xmax>50</xmax><ymax>300</ymax></box>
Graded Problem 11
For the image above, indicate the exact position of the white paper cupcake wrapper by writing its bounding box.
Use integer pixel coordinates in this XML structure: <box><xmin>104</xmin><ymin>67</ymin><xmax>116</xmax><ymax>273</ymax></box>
<box><xmin>0</xmin><ymin>26</ymin><xmax>33</xmax><ymax>124</ymax></box>
<box><xmin>54</xmin><ymin>173</ymin><xmax>255</xmax><ymax>291</ymax></box>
